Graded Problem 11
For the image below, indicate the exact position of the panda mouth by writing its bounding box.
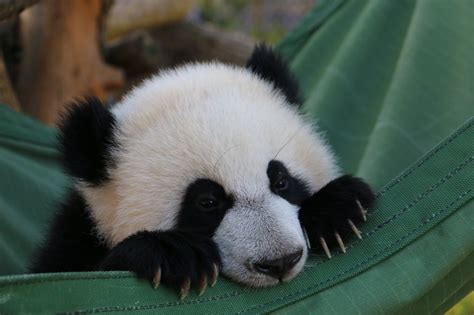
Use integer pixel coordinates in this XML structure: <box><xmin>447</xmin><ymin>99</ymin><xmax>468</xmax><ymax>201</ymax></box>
<box><xmin>243</xmin><ymin>249</ymin><xmax>303</xmax><ymax>282</ymax></box>
<box><xmin>245</xmin><ymin>264</ymin><xmax>286</xmax><ymax>283</ymax></box>
<box><xmin>220</xmin><ymin>251</ymin><xmax>306</xmax><ymax>288</ymax></box>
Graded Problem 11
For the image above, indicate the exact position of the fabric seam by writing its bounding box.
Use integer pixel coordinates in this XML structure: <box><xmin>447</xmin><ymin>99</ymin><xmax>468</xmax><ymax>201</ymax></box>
<box><xmin>0</xmin><ymin>121</ymin><xmax>471</xmax><ymax>312</ymax></box>
<box><xmin>60</xmin><ymin>291</ymin><xmax>246</xmax><ymax>315</ymax></box>
<box><xmin>376</xmin><ymin>118</ymin><xmax>473</xmax><ymax>197</ymax></box>
<box><xmin>3</xmin><ymin>153</ymin><xmax>471</xmax><ymax>289</ymax></box>
<box><xmin>238</xmin><ymin>189</ymin><xmax>473</xmax><ymax>314</ymax></box>
<box><xmin>66</xmin><ymin>189</ymin><xmax>473</xmax><ymax>314</ymax></box>
<box><xmin>305</xmin><ymin>154</ymin><xmax>473</xmax><ymax>265</ymax></box>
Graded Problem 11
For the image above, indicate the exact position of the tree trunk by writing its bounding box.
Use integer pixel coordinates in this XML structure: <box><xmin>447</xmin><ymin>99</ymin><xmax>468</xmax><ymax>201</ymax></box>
<box><xmin>105</xmin><ymin>0</ymin><xmax>195</xmax><ymax>41</ymax></box>
<box><xmin>17</xmin><ymin>0</ymin><xmax>124</xmax><ymax>125</ymax></box>
<box><xmin>106</xmin><ymin>21</ymin><xmax>255</xmax><ymax>79</ymax></box>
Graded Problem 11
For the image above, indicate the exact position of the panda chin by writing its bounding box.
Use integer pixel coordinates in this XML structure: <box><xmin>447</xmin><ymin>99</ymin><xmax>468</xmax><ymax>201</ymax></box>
<box><xmin>223</xmin><ymin>268</ymin><xmax>279</xmax><ymax>288</ymax></box>
<box><xmin>224</xmin><ymin>267</ymin><xmax>303</xmax><ymax>288</ymax></box>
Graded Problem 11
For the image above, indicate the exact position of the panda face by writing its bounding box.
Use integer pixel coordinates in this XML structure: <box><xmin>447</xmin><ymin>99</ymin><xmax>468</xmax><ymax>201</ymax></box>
<box><xmin>211</xmin><ymin>160</ymin><xmax>310</xmax><ymax>286</ymax></box>
<box><xmin>174</xmin><ymin>159</ymin><xmax>312</xmax><ymax>287</ymax></box>
<box><xmin>76</xmin><ymin>59</ymin><xmax>338</xmax><ymax>287</ymax></box>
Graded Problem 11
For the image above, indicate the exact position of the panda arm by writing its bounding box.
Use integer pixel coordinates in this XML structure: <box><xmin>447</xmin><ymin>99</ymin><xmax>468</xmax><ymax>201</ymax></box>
<box><xmin>30</xmin><ymin>189</ymin><xmax>220</xmax><ymax>298</ymax></box>
<box><xmin>98</xmin><ymin>229</ymin><xmax>220</xmax><ymax>299</ymax></box>
<box><xmin>298</xmin><ymin>175</ymin><xmax>375</xmax><ymax>257</ymax></box>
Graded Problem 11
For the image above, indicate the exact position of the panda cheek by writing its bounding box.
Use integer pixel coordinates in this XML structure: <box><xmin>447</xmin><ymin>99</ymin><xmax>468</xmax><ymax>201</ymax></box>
<box><xmin>212</xmin><ymin>215</ymin><xmax>242</xmax><ymax>260</ymax></box>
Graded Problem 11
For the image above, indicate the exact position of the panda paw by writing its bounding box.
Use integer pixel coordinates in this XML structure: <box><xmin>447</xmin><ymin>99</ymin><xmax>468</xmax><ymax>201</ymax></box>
<box><xmin>98</xmin><ymin>230</ymin><xmax>221</xmax><ymax>299</ymax></box>
<box><xmin>299</xmin><ymin>175</ymin><xmax>375</xmax><ymax>258</ymax></box>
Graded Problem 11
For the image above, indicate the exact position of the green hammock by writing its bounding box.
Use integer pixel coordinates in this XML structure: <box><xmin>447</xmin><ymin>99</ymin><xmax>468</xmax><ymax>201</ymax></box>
<box><xmin>1</xmin><ymin>0</ymin><xmax>473</xmax><ymax>313</ymax></box>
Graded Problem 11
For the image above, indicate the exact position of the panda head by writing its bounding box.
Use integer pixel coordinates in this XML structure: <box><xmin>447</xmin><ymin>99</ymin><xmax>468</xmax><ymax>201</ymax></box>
<box><xmin>61</xmin><ymin>45</ymin><xmax>338</xmax><ymax>287</ymax></box>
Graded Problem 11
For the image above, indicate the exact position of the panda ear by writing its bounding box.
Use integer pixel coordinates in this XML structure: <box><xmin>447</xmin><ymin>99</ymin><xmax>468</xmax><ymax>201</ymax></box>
<box><xmin>246</xmin><ymin>44</ymin><xmax>301</xmax><ymax>105</ymax></box>
<box><xmin>59</xmin><ymin>98</ymin><xmax>117</xmax><ymax>185</ymax></box>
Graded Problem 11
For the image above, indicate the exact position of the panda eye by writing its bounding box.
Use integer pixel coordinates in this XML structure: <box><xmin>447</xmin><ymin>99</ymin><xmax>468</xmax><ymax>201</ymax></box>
<box><xmin>197</xmin><ymin>197</ymin><xmax>218</xmax><ymax>211</ymax></box>
<box><xmin>274</xmin><ymin>177</ymin><xmax>289</xmax><ymax>192</ymax></box>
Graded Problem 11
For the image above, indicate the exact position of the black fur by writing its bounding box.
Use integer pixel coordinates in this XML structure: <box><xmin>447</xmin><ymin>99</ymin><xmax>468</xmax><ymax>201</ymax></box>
<box><xmin>31</xmin><ymin>189</ymin><xmax>221</xmax><ymax>293</ymax></box>
<box><xmin>267</xmin><ymin>160</ymin><xmax>311</xmax><ymax>206</ymax></box>
<box><xmin>59</xmin><ymin>98</ymin><xmax>118</xmax><ymax>186</ymax></box>
<box><xmin>299</xmin><ymin>175</ymin><xmax>375</xmax><ymax>249</ymax></box>
<box><xmin>177</xmin><ymin>179</ymin><xmax>234</xmax><ymax>237</ymax></box>
<box><xmin>30</xmin><ymin>191</ymin><xmax>108</xmax><ymax>273</ymax></box>
<box><xmin>246</xmin><ymin>44</ymin><xmax>302</xmax><ymax>105</ymax></box>
<box><xmin>99</xmin><ymin>230</ymin><xmax>220</xmax><ymax>292</ymax></box>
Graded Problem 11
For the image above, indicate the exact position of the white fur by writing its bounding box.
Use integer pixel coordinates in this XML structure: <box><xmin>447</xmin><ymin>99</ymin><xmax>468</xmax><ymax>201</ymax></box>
<box><xmin>79</xmin><ymin>62</ymin><xmax>338</xmax><ymax>286</ymax></box>
<box><xmin>214</xmin><ymin>196</ymin><xmax>307</xmax><ymax>286</ymax></box>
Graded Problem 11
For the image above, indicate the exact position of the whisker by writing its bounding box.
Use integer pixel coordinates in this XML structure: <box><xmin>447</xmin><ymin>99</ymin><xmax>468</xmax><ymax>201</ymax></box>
<box><xmin>273</xmin><ymin>126</ymin><xmax>303</xmax><ymax>160</ymax></box>
<box><xmin>213</xmin><ymin>144</ymin><xmax>240</xmax><ymax>173</ymax></box>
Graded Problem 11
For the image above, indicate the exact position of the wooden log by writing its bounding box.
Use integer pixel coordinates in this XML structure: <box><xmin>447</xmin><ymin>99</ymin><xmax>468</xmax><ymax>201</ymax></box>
<box><xmin>149</xmin><ymin>21</ymin><xmax>255</xmax><ymax>66</ymax></box>
<box><xmin>106</xmin><ymin>20</ymin><xmax>255</xmax><ymax>77</ymax></box>
<box><xmin>17</xmin><ymin>0</ymin><xmax>124</xmax><ymax>125</ymax></box>
<box><xmin>105</xmin><ymin>0</ymin><xmax>195</xmax><ymax>41</ymax></box>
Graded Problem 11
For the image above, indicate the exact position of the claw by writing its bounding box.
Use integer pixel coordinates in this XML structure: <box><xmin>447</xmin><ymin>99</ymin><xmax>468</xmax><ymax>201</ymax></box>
<box><xmin>210</xmin><ymin>263</ymin><xmax>219</xmax><ymax>287</ymax></box>
<box><xmin>356</xmin><ymin>200</ymin><xmax>367</xmax><ymax>222</ymax></box>
<box><xmin>302</xmin><ymin>226</ymin><xmax>311</xmax><ymax>250</ymax></box>
<box><xmin>153</xmin><ymin>267</ymin><xmax>161</xmax><ymax>289</ymax></box>
<box><xmin>334</xmin><ymin>232</ymin><xmax>346</xmax><ymax>253</ymax></box>
<box><xmin>348</xmin><ymin>219</ymin><xmax>362</xmax><ymax>239</ymax></box>
<box><xmin>197</xmin><ymin>274</ymin><xmax>208</xmax><ymax>296</ymax></box>
<box><xmin>179</xmin><ymin>278</ymin><xmax>191</xmax><ymax>300</ymax></box>
<box><xmin>319</xmin><ymin>237</ymin><xmax>332</xmax><ymax>259</ymax></box>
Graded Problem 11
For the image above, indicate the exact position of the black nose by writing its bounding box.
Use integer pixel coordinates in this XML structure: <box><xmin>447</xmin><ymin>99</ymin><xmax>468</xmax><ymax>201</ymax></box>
<box><xmin>252</xmin><ymin>249</ymin><xmax>303</xmax><ymax>280</ymax></box>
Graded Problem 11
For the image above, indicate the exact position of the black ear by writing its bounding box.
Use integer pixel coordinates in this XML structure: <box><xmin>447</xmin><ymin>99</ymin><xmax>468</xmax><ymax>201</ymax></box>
<box><xmin>246</xmin><ymin>44</ymin><xmax>301</xmax><ymax>105</ymax></box>
<box><xmin>59</xmin><ymin>98</ymin><xmax>118</xmax><ymax>185</ymax></box>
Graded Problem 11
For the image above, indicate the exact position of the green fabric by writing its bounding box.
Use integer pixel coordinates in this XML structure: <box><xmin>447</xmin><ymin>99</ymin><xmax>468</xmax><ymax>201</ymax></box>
<box><xmin>278</xmin><ymin>0</ymin><xmax>474</xmax><ymax>189</ymax></box>
<box><xmin>0</xmin><ymin>112</ymin><xmax>472</xmax><ymax>314</ymax></box>
<box><xmin>0</xmin><ymin>106</ymin><xmax>71</xmax><ymax>276</ymax></box>
<box><xmin>1</xmin><ymin>0</ymin><xmax>474</xmax><ymax>313</ymax></box>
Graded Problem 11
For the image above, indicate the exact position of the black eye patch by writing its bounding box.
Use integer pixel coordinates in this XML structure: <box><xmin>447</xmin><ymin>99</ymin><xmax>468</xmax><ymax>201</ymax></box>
<box><xmin>177</xmin><ymin>179</ymin><xmax>234</xmax><ymax>237</ymax></box>
<box><xmin>267</xmin><ymin>160</ymin><xmax>311</xmax><ymax>206</ymax></box>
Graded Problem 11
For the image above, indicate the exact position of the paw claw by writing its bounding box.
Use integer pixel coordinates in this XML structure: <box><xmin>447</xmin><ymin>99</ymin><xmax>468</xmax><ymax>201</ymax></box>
<box><xmin>210</xmin><ymin>263</ymin><xmax>219</xmax><ymax>287</ymax></box>
<box><xmin>302</xmin><ymin>226</ymin><xmax>311</xmax><ymax>250</ymax></box>
<box><xmin>348</xmin><ymin>219</ymin><xmax>363</xmax><ymax>239</ymax></box>
<box><xmin>153</xmin><ymin>267</ymin><xmax>161</xmax><ymax>289</ymax></box>
<box><xmin>334</xmin><ymin>232</ymin><xmax>346</xmax><ymax>253</ymax></box>
<box><xmin>179</xmin><ymin>278</ymin><xmax>191</xmax><ymax>300</ymax></box>
<box><xmin>356</xmin><ymin>200</ymin><xmax>367</xmax><ymax>222</ymax></box>
<box><xmin>197</xmin><ymin>274</ymin><xmax>208</xmax><ymax>296</ymax></box>
<box><xmin>319</xmin><ymin>237</ymin><xmax>332</xmax><ymax>259</ymax></box>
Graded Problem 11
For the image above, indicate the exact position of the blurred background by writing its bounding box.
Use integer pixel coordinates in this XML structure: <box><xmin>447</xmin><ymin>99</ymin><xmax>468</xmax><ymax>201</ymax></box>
<box><xmin>0</xmin><ymin>0</ymin><xmax>314</xmax><ymax>126</ymax></box>
<box><xmin>0</xmin><ymin>1</ymin><xmax>472</xmax><ymax>313</ymax></box>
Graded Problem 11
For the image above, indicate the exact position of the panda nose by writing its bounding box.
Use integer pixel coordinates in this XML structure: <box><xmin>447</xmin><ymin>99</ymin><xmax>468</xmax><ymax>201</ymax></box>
<box><xmin>252</xmin><ymin>249</ymin><xmax>303</xmax><ymax>280</ymax></box>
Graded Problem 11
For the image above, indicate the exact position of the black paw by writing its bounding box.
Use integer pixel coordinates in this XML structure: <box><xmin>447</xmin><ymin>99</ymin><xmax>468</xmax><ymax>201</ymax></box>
<box><xmin>98</xmin><ymin>230</ymin><xmax>220</xmax><ymax>299</ymax></box>
<box><xmin>299</xmin><ymin>175</ymin><xmax>375</xmax><ymax>258</ymax></box>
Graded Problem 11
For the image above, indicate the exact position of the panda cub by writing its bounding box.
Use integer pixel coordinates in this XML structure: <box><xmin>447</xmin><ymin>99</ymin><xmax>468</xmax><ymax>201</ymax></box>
<box><xmin>31</xmin><ymin>45</ymin><xmax>374</xmax><ymax>299</ymax></box>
